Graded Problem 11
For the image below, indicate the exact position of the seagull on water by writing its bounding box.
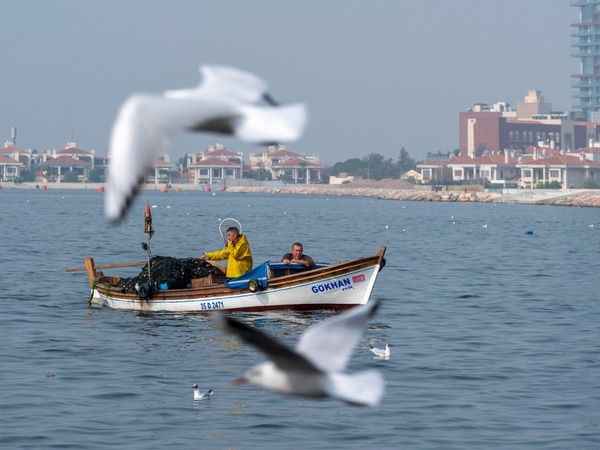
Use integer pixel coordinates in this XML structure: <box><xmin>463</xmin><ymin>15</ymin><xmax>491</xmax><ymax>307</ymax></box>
<box><xmin>222</xmin><ymin>301</ymin><xmax>384</xmax><ymax>407</ymax></box>
<box><xmin>105</xmin><ymin>65</ymin><xmax>307</xmax><ymax>222</ymax></box>
<box><xmin>192</xmin><ymin>384</ymin><xmax>214</xmax><ymax>401</ymax></box>
<box><xmin>369</xmin><ymin>343</ymin><xmax>391</xmax><ymax>360</ymax></box>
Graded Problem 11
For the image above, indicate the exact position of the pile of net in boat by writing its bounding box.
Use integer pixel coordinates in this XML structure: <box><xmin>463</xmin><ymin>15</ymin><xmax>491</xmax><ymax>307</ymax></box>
<box><xmin>118</xmin><ymin>256</ymin><xmax>219</xmax><ymax>295</ymax></box>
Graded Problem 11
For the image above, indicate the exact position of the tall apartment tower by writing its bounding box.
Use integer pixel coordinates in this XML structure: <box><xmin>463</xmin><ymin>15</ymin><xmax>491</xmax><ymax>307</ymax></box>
<box><xmin>572</xmin><ymin>0</ymin><xmax>600</xmax><ymax>119</ymax></box>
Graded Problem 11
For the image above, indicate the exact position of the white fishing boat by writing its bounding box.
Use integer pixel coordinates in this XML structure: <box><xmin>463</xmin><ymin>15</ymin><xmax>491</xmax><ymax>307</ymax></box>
<box><xmin>81</xmin><ymin>248</ymin><xmax>386</xmax><ymax>313</ymax></box>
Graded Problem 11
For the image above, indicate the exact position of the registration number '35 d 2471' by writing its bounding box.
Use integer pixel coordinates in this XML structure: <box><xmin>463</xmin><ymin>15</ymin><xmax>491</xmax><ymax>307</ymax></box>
<box><xmin>199</xmin><ymin>300</ymin><xmax>224</xmax><ymax>311</ymax></box>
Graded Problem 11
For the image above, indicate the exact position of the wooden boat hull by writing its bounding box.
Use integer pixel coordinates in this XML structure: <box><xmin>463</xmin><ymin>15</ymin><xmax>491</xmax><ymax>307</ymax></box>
<box><xmin>88</xmin><ymin>249</ymin><xmax>385</xmax><ymax>313</ymax></box>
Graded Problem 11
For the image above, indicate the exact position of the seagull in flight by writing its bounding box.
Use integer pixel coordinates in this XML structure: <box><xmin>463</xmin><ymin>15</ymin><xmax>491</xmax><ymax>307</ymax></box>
<box><xmin>223</xmin><ymin>301</ymin><xmax>384</xmax><ymax>407</ymax></box>
<box><xmin>105</xmin><ymin>65</ymin><xmax>307</xmax><ymax>222</ymax></box>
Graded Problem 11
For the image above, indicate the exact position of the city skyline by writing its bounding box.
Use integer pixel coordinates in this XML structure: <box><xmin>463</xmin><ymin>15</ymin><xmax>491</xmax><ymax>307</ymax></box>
<box><xmin>0</xmin><ymin>1</ymin><xmax>574</xmax><ymax>162</ymax></box>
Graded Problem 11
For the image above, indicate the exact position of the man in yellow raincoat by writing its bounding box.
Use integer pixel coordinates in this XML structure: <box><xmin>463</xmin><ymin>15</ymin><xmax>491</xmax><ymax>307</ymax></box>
<box><xmin>202</xmin><ymin>227</ymin><xmax>253</xmax><ymax>278</ymax></box>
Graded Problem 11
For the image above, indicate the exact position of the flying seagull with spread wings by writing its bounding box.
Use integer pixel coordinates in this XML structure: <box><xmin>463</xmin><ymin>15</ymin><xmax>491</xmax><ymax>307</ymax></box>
<box><xmin>105</xmin><ymin>65</ymin><xmax>307</xmax><ymax>222</ymax></box>
<box><xmin>223</xmin><ymin>301</ymin><xmax>384</xmax><ymax>407</ymax></box>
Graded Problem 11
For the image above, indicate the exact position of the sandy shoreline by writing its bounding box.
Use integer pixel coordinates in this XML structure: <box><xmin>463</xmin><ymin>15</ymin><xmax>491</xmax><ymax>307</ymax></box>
<box><xmin>3</xmin><ymin>181</ymin><xmax>600</xmax><ymax>207</ymax></box>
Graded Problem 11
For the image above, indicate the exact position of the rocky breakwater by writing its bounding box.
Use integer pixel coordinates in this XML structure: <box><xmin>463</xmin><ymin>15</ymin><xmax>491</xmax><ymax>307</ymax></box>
<box><xmin>225</xmin><ymin>184</ymin><xmax>503</xmax><ymax>203</ymax></box>
<box><xmin>534</xmin><ymin>190</ymin><xmax>600</xmax><ymax>208</ymax></box>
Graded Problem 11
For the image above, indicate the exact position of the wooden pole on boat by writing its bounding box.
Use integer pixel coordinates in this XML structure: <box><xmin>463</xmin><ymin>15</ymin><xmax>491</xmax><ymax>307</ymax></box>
<box><xmin>376</xmin><ymin>247</ymin><xmax>387</xmax><ymax>271</ymax></box>
<box><xmin>83</xmin><ymin>257</ymin><xmax>96</xmax><ymax>288</ymax></box>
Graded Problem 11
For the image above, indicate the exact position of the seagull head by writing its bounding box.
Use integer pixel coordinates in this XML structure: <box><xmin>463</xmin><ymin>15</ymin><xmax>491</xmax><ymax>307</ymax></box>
<box><xmin>192</xmin><ymin>384</ymin><xmax>199</xmax><ymax>390</ymax></box>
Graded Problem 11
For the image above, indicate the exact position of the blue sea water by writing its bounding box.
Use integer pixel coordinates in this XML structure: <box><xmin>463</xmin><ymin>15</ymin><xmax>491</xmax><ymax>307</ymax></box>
<box><xmin>1</xmin><ymin>189</ymin><xmax>599</xmax><ymax>449</ymax></box>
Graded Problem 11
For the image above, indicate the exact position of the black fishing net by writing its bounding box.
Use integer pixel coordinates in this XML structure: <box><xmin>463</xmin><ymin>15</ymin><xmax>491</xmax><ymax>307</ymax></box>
<box><xmin>118</xmin><ymin>256</ymin><xmax>219</xmax><ymax>295</ymax></box>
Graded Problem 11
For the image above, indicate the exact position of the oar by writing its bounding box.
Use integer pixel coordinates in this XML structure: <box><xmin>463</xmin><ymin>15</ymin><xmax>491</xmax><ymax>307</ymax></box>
<box><xmin>65</xmin><ymin>260</ymin><xmax>147</xmax><ymax>273</ymax></box>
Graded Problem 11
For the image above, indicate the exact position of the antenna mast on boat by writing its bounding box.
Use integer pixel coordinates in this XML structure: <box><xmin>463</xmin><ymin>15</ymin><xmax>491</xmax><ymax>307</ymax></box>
<box><xmin>143</xmin><ymin>202</ymin><xmax>154</xmax><ymax>283</ymax></box>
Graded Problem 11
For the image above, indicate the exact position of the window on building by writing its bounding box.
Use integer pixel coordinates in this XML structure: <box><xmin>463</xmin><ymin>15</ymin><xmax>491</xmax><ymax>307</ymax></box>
<box><xmin>522</xmin><ymin>169</ymin><xmax>532</xmax><ymax>178</ymax></box>
<box><xmin>225</xmin><ymin>168</ymin><xmax>234</xmax><ymax>177</ymax></box>
<box><xmin>199</xmin><ymin>168</ymin><xmax>209</xmax><ymax>176</ymax></box>
<box><xmin>453</xmin><ymin>169</ymin><xmax>463</xmax><ymax>178</ymax></box>
<box><xmin>549</xmin><ymin>169</ymin><xmax>560</xmax><ymax>179</ymax></box>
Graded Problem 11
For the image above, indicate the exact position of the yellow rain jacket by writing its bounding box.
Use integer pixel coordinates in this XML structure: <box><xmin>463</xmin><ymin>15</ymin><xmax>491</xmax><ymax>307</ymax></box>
<box><xmin>204</xmin><ymin>234</ymin><xmax>253</xmax><ymax>278</ymax></box>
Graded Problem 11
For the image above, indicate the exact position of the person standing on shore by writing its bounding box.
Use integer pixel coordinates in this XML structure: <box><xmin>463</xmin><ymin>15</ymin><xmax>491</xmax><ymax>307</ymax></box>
<box><xmin>201</xmin><ymin>227</ymin><xmax>253</xmax><ymax>278</ymax></box>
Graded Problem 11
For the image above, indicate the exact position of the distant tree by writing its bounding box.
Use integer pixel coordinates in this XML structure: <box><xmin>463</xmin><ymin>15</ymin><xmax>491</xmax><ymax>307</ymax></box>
<box><xmin>331</xmin><ymin>158</ymin><xmax>366</xmax><ymax>177</ymax></box>
<box><xmin>330</xmin><ymin>148</ymin><xmax>417</xmax><ymax>180</ymax></box>
<box><xmin>397</xmin><ymin>147</ymin><xmax>416</xmax><ymax>174</ymax></box>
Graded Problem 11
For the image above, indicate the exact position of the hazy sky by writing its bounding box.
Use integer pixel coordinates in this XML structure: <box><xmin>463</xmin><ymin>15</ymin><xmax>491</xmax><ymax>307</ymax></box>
<box><xmin>0</xmin><ymin>1</ymin><xmax>574</xmax><ymax>163</ymax></box>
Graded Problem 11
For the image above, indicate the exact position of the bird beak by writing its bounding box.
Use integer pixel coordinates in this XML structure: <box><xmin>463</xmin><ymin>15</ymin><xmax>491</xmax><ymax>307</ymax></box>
<box><xmin>232</xmin><ymin>376</ymin><xmax>248</xmax><ymax>385</ymax></box>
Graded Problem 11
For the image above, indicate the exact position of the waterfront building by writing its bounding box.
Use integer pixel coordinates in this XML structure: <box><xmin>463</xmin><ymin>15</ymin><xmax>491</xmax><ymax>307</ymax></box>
<box><xmin>1</xmin><ymin>142</ymin><xmax>33</xmax><ymax>169</ymax></box>
<box><xmin>446</xmin><ymin>152</ymin><xmax>520</xmax><ymax>185</ymax></box>
<box><xmin>39</xmin><ymin>156</ymin><xmax>91</xmax><ymax>182</ymax></box>
<box><xmin>459</xmin><ymin>90</ymin><xmax>588</xmax><ymax>156</ymax></box>
<box><xmin>38</xmin><ymin>142</ymin><xmax>96</xmax><ymax>182</ymax></box>
<box><xmin>418</xmin><ymin>144</ymin><xmax>600</xmax><ymax>189</ymax></box>
<box><xmin>572</xmin><ymin>0</ymin><xmax>600</xmax><ymax>118</ymax></box>
<box><xmin>0</xmin><ymin>154</ymin><xmax>24</xmax><ymax>181</ymax></box>
<box><xmin>517</xmin><ymin>153</ymin><xmax>600</xmax><ymax>189</ymax></box>
<box><xmin>188</xmin><ymin>143</ymin><xmax>243</xmax><ymax>185</ymax></box>
<box><xmin>415</xmin><ymin>159</ymin><xmax>452</xmax><ymax>184</ymax></box>
<box><xmin>147</xmin><ymin>155</ymin><xmax>174</xmax><ymax>185</ymax></box>
<box><xmin>52</xmin><ymin>143</ymin><xmax>96</xmax><ymax>168</ymax></box>
<box><xmin>249</xmin><ymin>145</ymin><xmax>321</xmax><ymax>183</ymax></box>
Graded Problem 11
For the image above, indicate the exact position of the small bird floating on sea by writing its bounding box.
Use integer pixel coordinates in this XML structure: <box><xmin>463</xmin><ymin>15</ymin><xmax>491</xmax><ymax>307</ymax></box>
<box><xmin>192</xmin><ymin>384</ymin><xmax>214</xmax><ymax>401</ymax></box>
<box><xmin>104</xmin><ymin>64</ymin><xmax>307</xmax><ymax>222</ymax></box>
<box><xmin>222</xmin><ymin>301</ymin><xmax>384</xmax><ymax>407</ymax></box>
<box><xmin>369</xmin><ymin>344</ymin><xmax>391</xmax><ymax>360</ymax></box>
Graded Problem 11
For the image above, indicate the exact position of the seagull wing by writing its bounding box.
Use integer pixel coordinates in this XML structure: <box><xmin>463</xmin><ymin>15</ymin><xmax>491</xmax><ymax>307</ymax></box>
<box><xmin>105</xmin><ymin>65</ymin><xmax>308</xmax><ymax>222</ymax></box>
<box><xmin>296</xmin><ymin>301</ymin><xmax>381</xmax><ymax>373</ymax></box>
<box><xmin>198</xmin><ymin>65</ymin><xmax>269</xmax><ymax>103</ymax></box>
<box><xmin>105</xmin><ymin>94</ymin><xmax>236</xmax><ymax>222</ymax></box>
<box><xmin>236</xmin><ymin>102</ymin><xmax>307</xmax><ymax>143</ymax></box>
<box><xmin>223</xmin><ymin>316</ymin><xmax>322</xmax><ymax>375</ymax></box>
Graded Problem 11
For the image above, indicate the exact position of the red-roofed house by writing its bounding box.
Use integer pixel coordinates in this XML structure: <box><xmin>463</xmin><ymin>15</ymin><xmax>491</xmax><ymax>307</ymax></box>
<box><xmin>147</xmin><ymin>155</ymin><xmax>174</xmax><ymax>185</ymax></box>
<box><xmin>416</xmin><ymin>160</ymin><xmax>451</xmax><ymax>184</ymax></box>
<box><xmin>39</xmin><ymin>156</ymin><xmax>92</xmax><ymax>182</ymax></box>
<box><xmin>516</xmin><ymin>154</ymin><xmax>600</xmax><ymax>189</ymax></box>
<box><xmin>50</xmin><ymin>142</ymin><xmax>96</xmax><ymax>168</ymax></box>
<box><xmin>0</xmin><ymin>155</ymin><xmax>24</xmax><ymax>181</ymax></box>
<box><xmin>250</xmin><ymin>145</ymin><xmax>321</xmax><ymax>183</ymax></box>
<box><xmin>39</xmin><ymin>142</ymin><xmax>98</xmax><ymax>182</ymax></box>
<box><xmin>446</xmin><ymin>152</ymin><xmax>520</xmax><ymax>184</ymax></box>
<box><xmin>1</xmin><ymin>142</ymin><xmax>33</xmax><ymax>169</ymax></box>
<box><xmin>189</xmin><ymin>143</ymin><xmax>243</xmax><ymax>185</ymax></box>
